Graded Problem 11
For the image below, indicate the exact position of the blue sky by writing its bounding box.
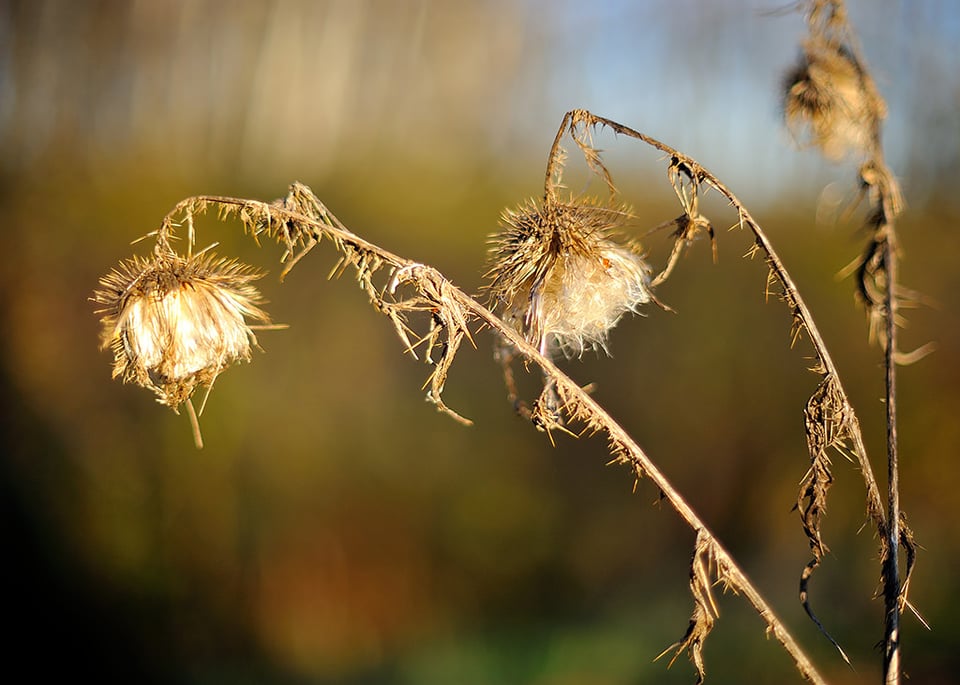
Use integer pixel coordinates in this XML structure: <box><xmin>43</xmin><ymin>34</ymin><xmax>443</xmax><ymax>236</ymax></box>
<box><xmin>513</xmin><ymin>0</ymin><xmax>960</xmax><ymax>201</ymax></box>
<box><xmin>1</xmin><ymin>0</ymin><xmax>956</xmax><ymax>206</ymax></box>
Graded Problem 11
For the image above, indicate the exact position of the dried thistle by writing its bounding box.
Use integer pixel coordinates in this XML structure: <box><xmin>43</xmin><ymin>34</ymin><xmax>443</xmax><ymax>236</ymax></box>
<box><xmin>94</xmin><ymin>172</ymin><xmax>833</xmax><ymax>683</ymax></box>
<box><xmin>93</xmin><ymin>247</ymin><xmax>272</xmax><ymax>444</ymax></box>
<box><xmin>781</xmin><ymin>4</ymin><xmax>922</xmax><ymax>680</ymax></box>
<box><xmin>783</xmin><ymin>34</ymin><xmax>884</xmax><ymax>160</ymax></box>
<box><xmin>485</xmin><ymin>195</ymin><xmax>652</xmax><ymax>359</ymax></box>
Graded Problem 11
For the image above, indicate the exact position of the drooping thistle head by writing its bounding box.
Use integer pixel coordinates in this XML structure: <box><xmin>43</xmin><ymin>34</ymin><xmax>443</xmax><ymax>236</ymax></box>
<box><xmin>485</xmin><ymin>195</ymin><xmax>652</xmax><ymax>358</ymax></box>
<box><xmin>93</xmin><ymin>247</ymin><xmax>272</xmax><ymax>411</ymax></box>
<box><xmin>782</xmin><ymin>2</ymin><xmax>885</xmax><ymax>161</ymax></box>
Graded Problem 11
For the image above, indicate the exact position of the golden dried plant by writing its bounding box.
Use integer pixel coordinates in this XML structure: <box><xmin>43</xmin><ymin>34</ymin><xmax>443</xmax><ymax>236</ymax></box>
<box><xmin>94</xmin><ymin>96</ymin><xmax>928</xmax><ymax>682</ymax></box>
<box><xmin>781</xmin><ymin>3</ymin><xmax>926</xmax><ymax>682</ymax></box>
<box><xmin>485</xmin><ymin>196</ymin><xmax>652</xmax><ymax>359</ymax></box>
<box><xmin>93</xmin><ymin>246</ymin><xmax>273</xmax><ymax>447</ymax></box>
<box><xmin>93</xmin><ymin>160</ymin><xmax>834</xmax><ymax>682</ymax></box>
<box><xmin>783</xmin><ymin>36</ymin><xmax>884</xmax><ymax>160</ymax></box>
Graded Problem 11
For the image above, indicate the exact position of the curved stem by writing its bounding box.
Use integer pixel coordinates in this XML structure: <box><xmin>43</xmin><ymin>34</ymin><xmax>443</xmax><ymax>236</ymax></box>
<box><xmin>457</xmin><ymin>289</ymin><xmax>828</xmax><ymax>685</ymax></box>
<box><xmin>572</xmin><ymin>110</ymin><xmax>887</xmax><ymax>531</ymax></box>
<box><xmin>158</xmin><ymin>189</ymin><xmax>828</xmax><ymax>683</ymax></box>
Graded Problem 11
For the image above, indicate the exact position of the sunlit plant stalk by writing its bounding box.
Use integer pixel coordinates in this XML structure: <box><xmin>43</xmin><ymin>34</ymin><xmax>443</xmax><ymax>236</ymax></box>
<box><xmin>781</xmin><ymin>2</ymin><xmax>927</xmax><ymax>681</ymax></box>
<box><xmin>94</xmin><ymin>164</ymin><xmax>837</xmax><ymax>682</ymax></box>
<box><xmin>95</xmin><ymin>100</ymin><xmax>924</xmax><ymax>681</ymax></box>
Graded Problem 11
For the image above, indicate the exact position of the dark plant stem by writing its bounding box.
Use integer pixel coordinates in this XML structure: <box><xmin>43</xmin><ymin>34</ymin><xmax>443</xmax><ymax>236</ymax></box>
<box><xmin>882</xmin><ymin>231</ymin><xmax>901</xmax><ymax>685</ymax></box>
<box><xmin>786</xmin><ymin>4</ymin><xmax>916</xmax><ymax>675</ymax></box>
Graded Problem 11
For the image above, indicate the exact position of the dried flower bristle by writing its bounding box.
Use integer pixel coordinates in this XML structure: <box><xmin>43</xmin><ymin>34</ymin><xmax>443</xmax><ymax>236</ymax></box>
<box><xmin>93</xmin><ymin>249</ymin><xmax>271</xmax><ymax>410</ymax></box>
<box><xmin>783</xmin><ymin>37</ymin><xmax>884</xmax><ymax>160</ymax></box>
<box><xmin>485</xmin><ymin>197</ymin><xmax>652</xmax><ymax>358</ymax></box>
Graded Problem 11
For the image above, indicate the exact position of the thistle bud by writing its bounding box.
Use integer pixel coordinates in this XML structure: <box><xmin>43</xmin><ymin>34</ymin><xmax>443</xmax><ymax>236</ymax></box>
<box><xmin>485</xmin><ymin>197</ymin><xmax>652</xmax><ymax>358</ymax></box>
<box><xmin>93</xmin><ymin>249</ymin><xmax>271</xmax><ymax>410</ymax></box>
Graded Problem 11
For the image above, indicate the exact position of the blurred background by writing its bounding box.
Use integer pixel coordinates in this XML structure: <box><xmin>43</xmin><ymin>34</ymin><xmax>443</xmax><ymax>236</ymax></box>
<box><xmin>2</xmin><ymin>0</ymin><xmax>958</xmax><ymax>683</ymax></box>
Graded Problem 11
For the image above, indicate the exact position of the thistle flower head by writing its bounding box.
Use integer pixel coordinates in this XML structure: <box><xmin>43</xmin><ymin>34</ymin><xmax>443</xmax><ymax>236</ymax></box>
<box><xmin>485</xmin><ymin>196</ymin><xmax>652</xmax><ymax>358</ymax></box>
<box><xmin>93</xmin><ymin>248</ymin><xmax>271</xmax><ymax>410</ymax></box>
<box><xmin>783</xmin><ymin>37</ymin><xmax>885</xmax><ymax>160</ymax></box>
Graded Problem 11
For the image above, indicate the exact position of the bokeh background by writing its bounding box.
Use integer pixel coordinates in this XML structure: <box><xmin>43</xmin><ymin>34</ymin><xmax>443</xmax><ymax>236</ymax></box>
<box><xmin>2</xmin><ymin>1</ymin><xmax>958</xmax><ymax>683</ymax></box>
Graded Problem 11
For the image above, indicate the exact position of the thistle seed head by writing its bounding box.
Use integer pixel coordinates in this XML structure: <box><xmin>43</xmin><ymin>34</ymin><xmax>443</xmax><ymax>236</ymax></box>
<box><xmin>485</xmin><ymin>197</ymin><xmax>652</xmax><ymax>358</ymax></box>
<box><xmin>93</xmin><ymin>249</ymin><xmax>271</xmax><ymax>409</ymax></box>
<box><xmin>783</xmin><ymin>38</ymin><xmax>884</xmax><ymax>160</ymax></box>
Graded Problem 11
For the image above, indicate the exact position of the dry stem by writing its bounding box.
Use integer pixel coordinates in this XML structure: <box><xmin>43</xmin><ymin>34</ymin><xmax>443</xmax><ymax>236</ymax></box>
<box><xmin>101</xmin><ymin>100</ymin><xmax>918</xmax><ymax>682</ymax></box>
<box><xmin>783</xmin><ymin>3</ymin><xmax>921</xmax><ymax>680</ymax></box>
<box><xmin>128</xmin><ymin>179</ymin><xmax>828</xmax><ymax>683</ymax></box>
<box><xmin>540</xmin><ymin>109</ymin><xmax>908</xmax><ymax>613</ymax></box>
